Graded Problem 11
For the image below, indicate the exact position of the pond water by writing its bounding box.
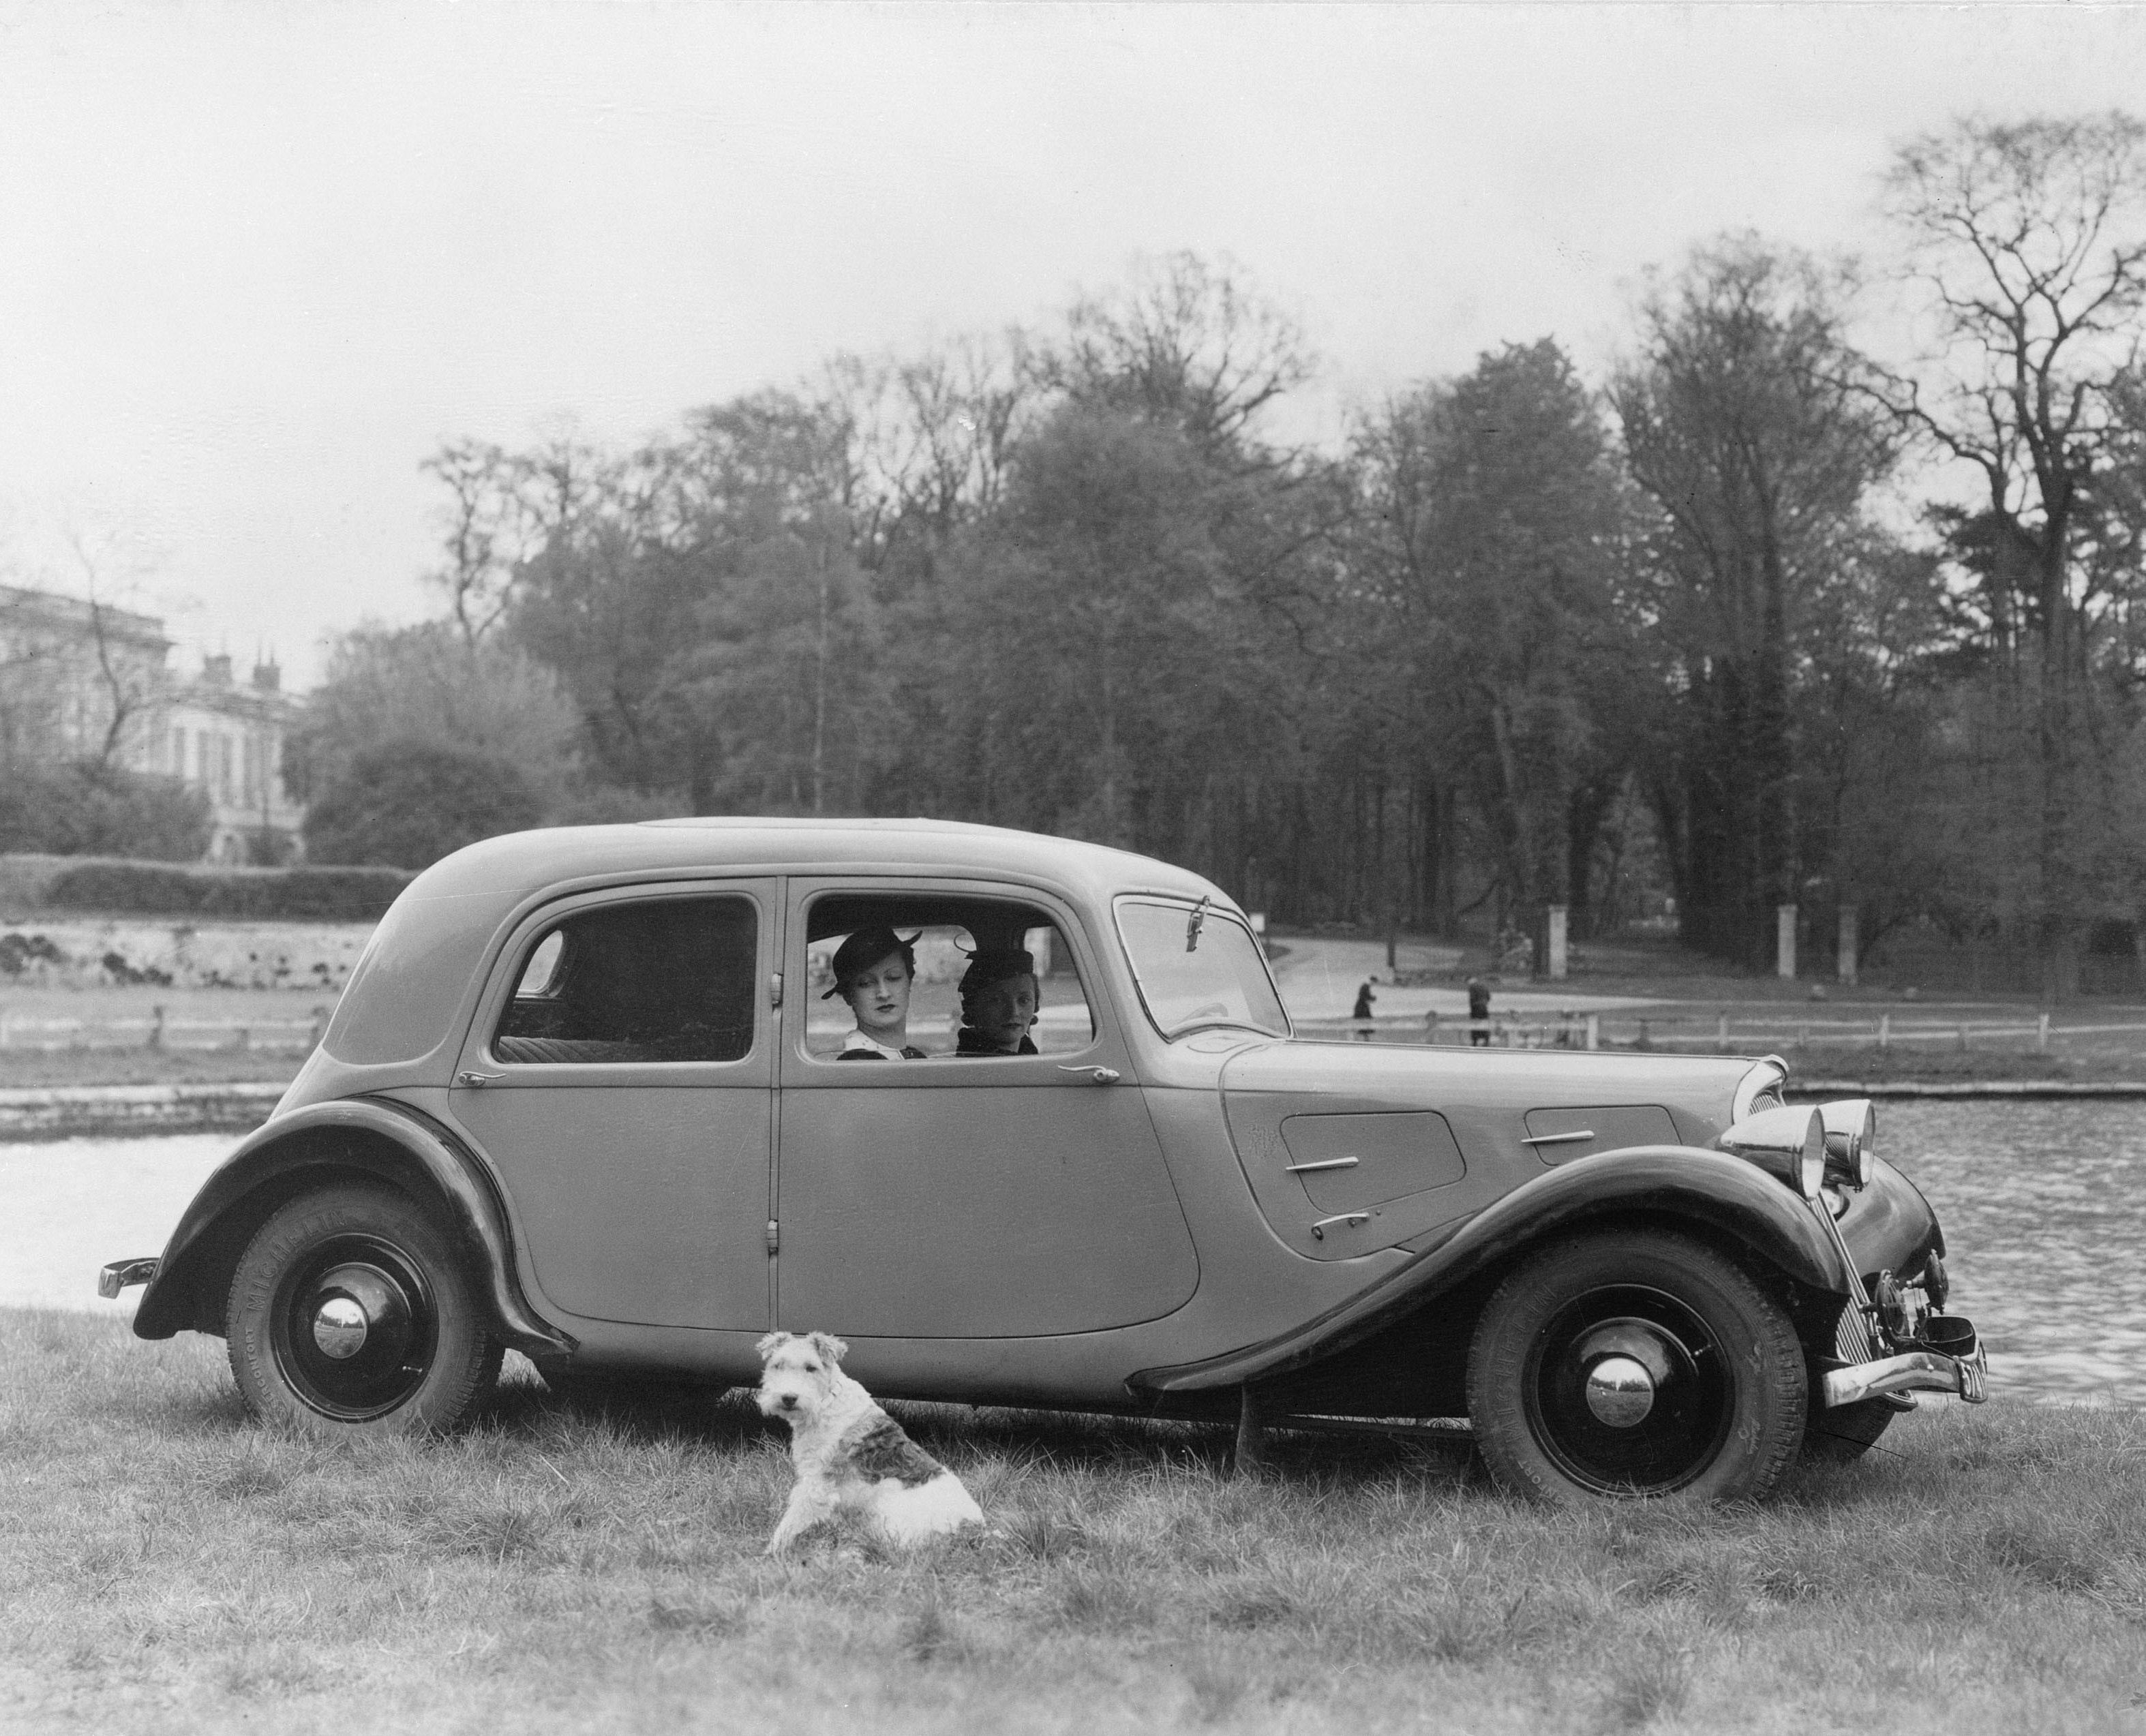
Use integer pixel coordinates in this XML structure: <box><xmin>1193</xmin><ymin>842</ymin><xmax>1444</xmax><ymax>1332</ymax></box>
<box><xmin>1869</xmin><ymin>1099</ymin><xmax>2146</xmax><ymax>1409</ymax></box>
<box><xmin>1</xmin><ymin>1102</ymin><xmax>2139</xmax><ymax>1408</ymax></box>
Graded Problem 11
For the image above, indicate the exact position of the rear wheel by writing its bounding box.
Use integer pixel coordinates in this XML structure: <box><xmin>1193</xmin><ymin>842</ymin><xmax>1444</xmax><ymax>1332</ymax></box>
<box><xmin>1467</xmin><ymin>1230</ymin><xmax>1807</xmax><ymax>1504</ymax></box>
<box><xmin>226</xmin><ymin>1183</ymin><xmax>501</xmax><ymax>1436</ymax></box>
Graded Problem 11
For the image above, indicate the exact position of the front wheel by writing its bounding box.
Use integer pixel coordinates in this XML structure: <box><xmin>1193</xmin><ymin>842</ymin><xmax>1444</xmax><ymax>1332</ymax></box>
<box><xmin>226</xmin><ymin>1183</ymin><xmax>501</xmax><ymax>1436</ymax></box>
<box><xmin>1466</xmin><ymin>1230</ymin><xmax>1807</xmax><ymax>1504</ymax></box>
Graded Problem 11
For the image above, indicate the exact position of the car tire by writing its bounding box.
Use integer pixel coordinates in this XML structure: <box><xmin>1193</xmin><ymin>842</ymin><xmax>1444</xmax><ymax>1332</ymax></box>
<box><xmin>1802</xmin><ymin>1396</ymin><xmax>1899</xmax><ymax>1463</ymax></box>
<box><xmin>226</xmin><ymin>1182</ymin><xmax>502</xmax><ymax>1436</ymax></box>
<box><xmin>1466</xmin><ymin>1229</ymin><xmax>1807</xmax><ymax>1505</ymax></box>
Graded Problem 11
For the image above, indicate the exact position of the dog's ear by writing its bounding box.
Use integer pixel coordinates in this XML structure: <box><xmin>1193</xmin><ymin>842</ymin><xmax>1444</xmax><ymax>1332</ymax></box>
<box><xmin>755</xmin><ymin>1331</ymin><xmax>790</xmax><ymax>1362</ymax></box>
<box><xmin>808</xmin><ymin>1331</ymin><xmax>848</xmax><ymax>1366</ymax></box>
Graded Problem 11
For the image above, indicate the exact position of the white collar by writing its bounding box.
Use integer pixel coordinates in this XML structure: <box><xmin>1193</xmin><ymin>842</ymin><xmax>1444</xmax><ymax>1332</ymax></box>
<box><xmin>840</xmin><ymin>1029</ymin><xmax>910</xmax><ymax>1059</ymax></box>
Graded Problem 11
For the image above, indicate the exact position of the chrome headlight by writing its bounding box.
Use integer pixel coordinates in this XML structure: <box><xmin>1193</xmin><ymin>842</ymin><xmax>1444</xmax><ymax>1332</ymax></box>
<box><xmin>1717</xmin><ymin>1104</ymin><xmax>1826</xmax><ymax>1202</ymax></box>
<box><xmin>1818</xmin><ymin>1098</ymin><xmax>1875</xmax><ymax>1189</ymax></box>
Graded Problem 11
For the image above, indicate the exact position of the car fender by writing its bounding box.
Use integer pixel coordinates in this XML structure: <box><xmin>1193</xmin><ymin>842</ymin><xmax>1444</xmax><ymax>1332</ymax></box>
<box><xmin>131</xmin><ymin>1095</ymin><xmax>575</xmax><ymax>1358</ymax></box>
<box><xmin>1127</xmin><ymin>1143</ymin><xmax>1845</xmax><ymax>1396</ymax></box>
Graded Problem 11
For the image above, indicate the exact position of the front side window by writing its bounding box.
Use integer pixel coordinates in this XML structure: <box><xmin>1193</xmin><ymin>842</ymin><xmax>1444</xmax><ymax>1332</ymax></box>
<box><xmin>1115</xmin><ymin>897</ymin><xmax>1288</xmax><ymax>1041</ymax></box>
<box><xmin>492</xmin><ymin>895</ymin><xmax>757</xmax><ymax>1064</ymax></box>
<box><xmin>804</xmin><ymin>896</ymin><xmax>1096</xmax><ymax>1061</ymax></box>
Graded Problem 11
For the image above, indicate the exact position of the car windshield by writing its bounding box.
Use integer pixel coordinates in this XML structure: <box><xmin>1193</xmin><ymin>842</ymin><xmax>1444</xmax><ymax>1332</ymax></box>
<box><xmin>1114</xmin><ymin>897</ymin><xmax>1290</xmax><ymax>1040</ymax></box>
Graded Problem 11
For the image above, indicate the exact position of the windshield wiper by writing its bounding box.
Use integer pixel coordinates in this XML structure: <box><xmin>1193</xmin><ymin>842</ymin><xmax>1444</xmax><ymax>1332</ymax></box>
<box><xmin>1185</xmin><ymin>896</ymin><xmax>1209</xmax><ymax>952</ymax></box>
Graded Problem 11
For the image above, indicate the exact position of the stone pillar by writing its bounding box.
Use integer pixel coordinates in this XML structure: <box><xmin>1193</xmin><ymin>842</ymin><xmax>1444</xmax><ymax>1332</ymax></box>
<box><xmin>1545</xmin><ymin>906</ymin><xmax>1569</xmax><ymax>980</ymax></box>
<box><xmin>1837</xmin><ymin>905</ymin><xmax>1858</xmax><ymax>987</ymax></box>
<box><xmin>1777</xmin><ymin>905</ymin><xmax>1798</xmax><ymax>980</ymax></box>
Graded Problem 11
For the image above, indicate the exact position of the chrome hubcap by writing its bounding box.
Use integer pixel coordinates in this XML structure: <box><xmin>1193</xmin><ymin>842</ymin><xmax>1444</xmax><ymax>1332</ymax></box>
<box><xmin>1584</xmin><ymin>1354</ymin><xmax>1656</xmax><ymax>1427</ymax></box>
<box><xmin>311</xmin><ymin>1295</ymin><xmax>369</xmax><ymax>1360</ymax></box>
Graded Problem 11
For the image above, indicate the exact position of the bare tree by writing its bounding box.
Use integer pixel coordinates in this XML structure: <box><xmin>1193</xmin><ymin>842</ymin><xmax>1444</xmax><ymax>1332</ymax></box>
<box><xmin>423</xmin><ymin>423</ymin><xmax>608</xmax><ymax>647</ymax></box>
<box><xmin>1873</xmin><ymin>113</ymin><xmax>2146</xmax><ymax>994</ymax></box>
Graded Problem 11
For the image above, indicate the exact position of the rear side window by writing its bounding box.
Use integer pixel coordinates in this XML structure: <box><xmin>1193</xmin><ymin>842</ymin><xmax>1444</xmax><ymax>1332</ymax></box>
<box><xmin>492</xmin><ymin>896</ymin><xmax>757</xmax><ymax>1065</ymax></box>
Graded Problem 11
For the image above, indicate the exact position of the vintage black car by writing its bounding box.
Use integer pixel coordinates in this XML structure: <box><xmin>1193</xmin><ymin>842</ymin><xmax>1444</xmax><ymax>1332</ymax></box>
<box><xmin>102</xmin><ymin>820</ymin><xmax>1985</xmax><ymax>1502</ymax></box>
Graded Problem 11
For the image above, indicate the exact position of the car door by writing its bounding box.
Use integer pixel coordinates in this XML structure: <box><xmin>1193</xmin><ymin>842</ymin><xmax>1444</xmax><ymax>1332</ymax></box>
<box><xmin>446</xmin><ymin>881</ymin><xmax>776</xmax><ymax>1332</ymax></box>
<box><xmin>772</xmin><ymin>878</ymin><xmax>1198</xmax><ymax>1339</ymax></box>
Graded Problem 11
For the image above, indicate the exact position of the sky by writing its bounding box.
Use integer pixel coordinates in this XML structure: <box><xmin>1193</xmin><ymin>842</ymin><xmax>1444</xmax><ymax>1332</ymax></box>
<box><xmin>3</xmin><ymin>1</ymin><xmax>2143</xmax><ymax>690</ymax></box>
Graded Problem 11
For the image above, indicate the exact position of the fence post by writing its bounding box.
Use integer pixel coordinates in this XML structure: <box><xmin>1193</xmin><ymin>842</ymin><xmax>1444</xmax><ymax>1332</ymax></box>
<box><xmin>1777</xmin><ymin>904</ymin><xmax>1798</xmax><ymax>979</ymax></box>
<box><xmin>2038</xmin><ymin>1012</ymin><xmax>2050</xmax><ymax>1053</ymax></box>
<box><xmin>1879</xmin><ymin>1014</ymin><xmax>1890</xmax><ymax>1051</ymax></box>
<box><xmin>1585</xmin><ymin>1013</ymin><xmax>1599</xmax><ymax>1051</ymax></box>
<box><xmin>149</xmin><ymin>1005</ymin><xmax>165</xmax><ymax>1051</ymax></box>
<box><xmin>312</xmin><ymin>1005</ymin><xmax>330</xmax><ymax>1050</ymax></box>
<box><xmin>1957</xmin><ymin>1025</ymin><xmax>1968</xmax><ymax>1052</ymax></box>
<box><xmin>1717</xmin><ymin>1014</ymin><xmax>1728</xmax><ymax>1047</ymax></box>
<box><xmin>0</xmin><ymin>1009</ymin><xmax>9</xmax><ymax>1050</ymax></box>
<box><xmin>1837</xmin><ymin>905</ymin><xmax>1859</xmax><ymax>987</ymax></box>
<box><xmin>1545</xmin><ymin>906</ymin><xmax>1569</xmax><ymax>980</ymax></box>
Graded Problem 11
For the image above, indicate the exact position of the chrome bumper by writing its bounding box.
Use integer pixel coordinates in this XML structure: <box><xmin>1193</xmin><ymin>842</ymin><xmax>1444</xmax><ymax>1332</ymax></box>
<box><xmin>1823</xmin><ymin>1344</ymin><xmax>1987</xmax><ymax>1409</ymax></box>
<box><xmin>97</xmin><ymin>1258</ymin><xmax>160</xmax><ymax>1300</ymax></box>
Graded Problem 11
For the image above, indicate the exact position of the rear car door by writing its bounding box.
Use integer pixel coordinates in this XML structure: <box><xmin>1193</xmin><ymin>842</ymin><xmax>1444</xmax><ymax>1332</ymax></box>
<box><xmin>445</xmin><ymin>881</ymin><xmax>776</xmax><ymax>1331</ymax></box>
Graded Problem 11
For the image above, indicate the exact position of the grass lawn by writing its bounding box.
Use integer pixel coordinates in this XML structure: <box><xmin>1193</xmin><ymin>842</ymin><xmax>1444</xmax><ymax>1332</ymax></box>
<box><xmin>3</xmin><ymin>1311</ymin><xmax>2142</xmax><ymax>1734</ymax></box>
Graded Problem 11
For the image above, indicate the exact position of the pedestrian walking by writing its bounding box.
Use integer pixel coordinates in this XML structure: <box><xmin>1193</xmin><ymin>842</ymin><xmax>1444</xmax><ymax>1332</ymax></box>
<box><xmin>1352</xmin><ymin>976</ymin><xmax>1377</xmax><ymax>1040</ymax></box>
<box><xmin>1467</xmin><ymin>975</ymin><xmax>1492</xmax><ymax>1046</ymax></box>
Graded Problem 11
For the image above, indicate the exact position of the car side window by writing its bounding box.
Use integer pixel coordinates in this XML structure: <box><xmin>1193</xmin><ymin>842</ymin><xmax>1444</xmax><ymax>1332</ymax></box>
<box><xmin>804</xmin><ymin>907</ymin><xmax>1096</xmax><ymax>1061</ymax></box>
<box><xmin>492</xmin><ymin>896</ymin><xmax>757</xmax><ymax>1065</ymax></box>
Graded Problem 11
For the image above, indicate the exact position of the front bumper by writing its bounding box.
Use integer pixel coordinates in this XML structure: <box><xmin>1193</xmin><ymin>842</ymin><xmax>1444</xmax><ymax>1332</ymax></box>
<box><xmin>1824</xmin><ymin>1343</ymin><xmax>1987</xmax><ymax>1408</ymax></box>
<box><xmin>97</xmin><ymin>1258</ymin><xmax>160</xmax><ymax>1300</ymax></box>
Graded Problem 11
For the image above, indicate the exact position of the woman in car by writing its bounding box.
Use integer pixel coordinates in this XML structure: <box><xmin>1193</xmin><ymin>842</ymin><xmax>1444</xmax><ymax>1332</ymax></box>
<box><xmin>953</xmin><ymin>948</ymin><xmax>1041</xmax><ymax>1055</ymax></box>
<box><xmin>825</xmin><ymin>926</ymin><xmax>928</xmax><ymax>1059</ymax></box>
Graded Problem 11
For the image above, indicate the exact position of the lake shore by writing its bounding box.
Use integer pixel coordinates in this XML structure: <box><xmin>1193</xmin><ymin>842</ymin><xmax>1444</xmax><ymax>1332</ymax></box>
<box><xmin>3</xmin><ymin>1307</ymin><xmax>2139</xmax><ymax>1736</ymax></box>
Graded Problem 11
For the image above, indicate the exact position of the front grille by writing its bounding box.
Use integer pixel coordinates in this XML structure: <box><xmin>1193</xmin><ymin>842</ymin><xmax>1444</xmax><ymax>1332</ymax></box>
<box><xmin>1835</xmin><ymin>1300</ymin><xmax>1875</xmax><ymax>1364</ymax></box>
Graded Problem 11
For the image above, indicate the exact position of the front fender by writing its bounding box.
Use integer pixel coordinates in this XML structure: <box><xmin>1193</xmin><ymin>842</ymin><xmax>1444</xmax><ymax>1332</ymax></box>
<box><xmin>1128</xmin><ymin>1144</ymin><xmax>1845</xmax><ymax>1396</ymax></box>
<box><xmin>131</xmin><ymin>1096</ymin><xmax>573</xmax><ymax>1358</ymax></box>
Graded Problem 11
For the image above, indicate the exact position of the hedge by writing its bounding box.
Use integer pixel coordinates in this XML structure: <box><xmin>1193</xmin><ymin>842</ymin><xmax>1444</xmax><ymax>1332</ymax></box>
<box><xmin>34</xmin><ymin>859</ymin><xmax>412</xmax><ymax>922</ymax></box>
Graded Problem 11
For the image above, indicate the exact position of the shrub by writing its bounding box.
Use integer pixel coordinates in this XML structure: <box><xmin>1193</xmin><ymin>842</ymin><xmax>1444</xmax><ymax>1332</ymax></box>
<box><xmin>40</xmin><ymin>860</ymin><xmax>412</xmax><ymax>921</ymax></box>
<box><xmin>303</xmin><ymin>739</ymin><xmax>543</xmax><ymax>871</ymax></box>
<box><xmin>0</xmin><ymin>763</ymin><xmax>210</xmax><ymax>860</ymax></box>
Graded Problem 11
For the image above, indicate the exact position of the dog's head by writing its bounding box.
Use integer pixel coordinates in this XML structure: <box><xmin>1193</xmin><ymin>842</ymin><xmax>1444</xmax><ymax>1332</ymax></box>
<box><xmin>754</xmin><ymin>1330</ymin><xmax>849</xmax><ymax>1420</ymax></box>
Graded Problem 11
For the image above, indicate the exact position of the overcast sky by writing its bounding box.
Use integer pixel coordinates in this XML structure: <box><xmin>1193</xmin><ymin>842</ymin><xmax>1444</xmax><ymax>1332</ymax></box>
<box><xmin>3</xmin><ymin>1</ymin><xmax>2143</xmax><ymax>688</ymax></box>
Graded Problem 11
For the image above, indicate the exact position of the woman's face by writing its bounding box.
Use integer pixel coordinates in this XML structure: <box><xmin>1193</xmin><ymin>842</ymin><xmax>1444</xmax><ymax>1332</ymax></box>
<box><xmin>968</xmin><ymin>975</ymin><xmax>1038</xmax><ymax>1052</ymax></box>
<box><xmin>842</xmin><ymin>951</ymin><xmax>912</xmax><ymax>1041</ymax></box>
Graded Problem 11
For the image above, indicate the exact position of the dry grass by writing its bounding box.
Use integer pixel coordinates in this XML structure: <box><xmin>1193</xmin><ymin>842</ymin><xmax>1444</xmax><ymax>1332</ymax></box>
<box><xmin>2</xmin><ymin>1308</ymin><xmax>2144</xmax><ymax>1735</ymax></box>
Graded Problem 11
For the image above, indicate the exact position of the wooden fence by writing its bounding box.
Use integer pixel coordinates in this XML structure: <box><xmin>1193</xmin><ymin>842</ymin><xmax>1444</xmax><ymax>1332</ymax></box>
<box><xmin>1298</xmin><ymin>1011</ymin><xmax>2146</xmax><ymax>1055</ymax></box>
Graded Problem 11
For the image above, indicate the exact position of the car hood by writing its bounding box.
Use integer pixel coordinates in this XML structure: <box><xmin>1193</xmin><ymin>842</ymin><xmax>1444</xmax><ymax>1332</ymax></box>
<box><xmin>1213</xmin><ymin>1039</ymin><xmax>1760</xmax><ymax>1261</ymax></box>
<box><xmin>1217</xmin><ymin>1039</ymin><xmax>1755</xmax><ymax>1134</ymax></box>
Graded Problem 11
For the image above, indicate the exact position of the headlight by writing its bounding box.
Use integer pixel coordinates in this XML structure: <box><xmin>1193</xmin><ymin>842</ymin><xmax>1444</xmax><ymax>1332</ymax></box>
<box><xmin>1818</xmin><ymin>1098</ymin><xmax>1876</xmax><ymax>1189</ymax></box>
<box><xmin>1717</xmin><ymin>1104</ymin><xmax>1826</xmax><ymax>1202</ymax></box>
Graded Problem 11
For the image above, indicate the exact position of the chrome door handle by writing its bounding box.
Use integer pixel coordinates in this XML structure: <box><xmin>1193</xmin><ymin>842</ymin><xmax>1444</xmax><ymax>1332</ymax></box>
<box><xmin>1310</xmin><ymin>1213</ymin><xmax>1372</xmax><ymax>1240</ymax></box>
<box><xmin>1286</xmin><ymin>1157</ymin><xmax>1359</xmax><ymax>1173</ymax></box>
<box><xmin>455</xmin><ymin>1070</ymin><xmax>505</xmax><ymax>1087</ymax></box>
<box><xmin>1057</xmin><ymin>1065</ymin><xmax>1121</xmax><ymax>1085</ymax></box>
<box><xmin>1521</xmin><ymin>1129</ymin><xmax>1595</xmax><ymax>1146</ymax></box>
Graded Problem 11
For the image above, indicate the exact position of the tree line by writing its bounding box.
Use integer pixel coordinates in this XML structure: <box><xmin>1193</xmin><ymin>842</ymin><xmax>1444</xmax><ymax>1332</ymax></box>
<box><xmin>292</xmin><ymin>115</ymin><xmax>2146</xmax><ymax>996</ymax></box>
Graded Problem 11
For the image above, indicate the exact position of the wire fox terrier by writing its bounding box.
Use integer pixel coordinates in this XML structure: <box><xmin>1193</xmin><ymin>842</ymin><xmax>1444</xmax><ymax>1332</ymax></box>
<box><xmin>755</xmin><ymin>1330</ymin><xmax>984</xmax><ymax>1555</ymax></box>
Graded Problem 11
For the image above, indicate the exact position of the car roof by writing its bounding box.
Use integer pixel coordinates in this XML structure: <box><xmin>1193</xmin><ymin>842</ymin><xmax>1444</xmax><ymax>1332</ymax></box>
<box><xmin>399</xmin><ymin>817</ymin><xmax>1228</xmax><ymax>911</ymax></box>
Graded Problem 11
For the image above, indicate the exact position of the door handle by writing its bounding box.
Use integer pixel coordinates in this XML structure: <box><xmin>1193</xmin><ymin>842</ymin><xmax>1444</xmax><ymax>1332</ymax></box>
<box><xmin>1056</xmin><ymin>1065</ymin><xmax>1121</xmax><ymax>1085</ymax></box>
<box><xmin>1310</xmin><ymin>1212</ymin><xmax>1372</xmax><ymax>1240</ymax></box>
<box><xmin>455</xmin><ymin>1070</ymin><xmax>504</xmax><ymax>1087</ymax></box>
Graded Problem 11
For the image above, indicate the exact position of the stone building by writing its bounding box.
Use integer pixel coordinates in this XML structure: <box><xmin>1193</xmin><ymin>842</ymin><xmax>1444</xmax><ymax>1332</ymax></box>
<box><xmin>0</xmin><ymin>583</ymin><xmax>305</xmax><ymax>863</ymax></box>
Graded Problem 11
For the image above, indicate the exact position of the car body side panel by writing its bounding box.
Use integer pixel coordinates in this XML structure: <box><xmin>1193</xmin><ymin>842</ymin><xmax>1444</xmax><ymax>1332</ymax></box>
<box><xmin>1128</xmin><ymin>1144</ymin><xmax>1851</xmax><ymax>1395</ymax></box>
<box><xmin>130</xmin><ymin>1097</ymin><xmax>571</xmax><ymax>1358</ymax></box>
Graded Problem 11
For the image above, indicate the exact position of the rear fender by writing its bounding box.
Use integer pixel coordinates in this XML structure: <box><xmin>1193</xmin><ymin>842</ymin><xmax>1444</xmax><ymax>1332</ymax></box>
<box><xmin>1129</xmin><ymin>1144</ymin><xmax>1843</xmax><ymax>1396</ymax></box>
<box><xmin>130</xmin><ymin>1096</ymin><xmax>573</xmax><ymax>1358</ymax></box>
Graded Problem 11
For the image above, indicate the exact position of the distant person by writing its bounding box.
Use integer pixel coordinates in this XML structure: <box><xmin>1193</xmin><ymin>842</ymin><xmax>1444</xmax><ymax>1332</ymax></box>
<box><xmin>1352</xmin><ymin>976</ymin><xmax>1377</xmax><ymax>1039</ymax></box>
<box><xmin>1468</xmin><ymin>975</ymin><xmax>1492</xmax><ymax>1047</ymax></box>
<box><xmin>953</xmin><ymin>949</ymin><xmax>1040</xmax><ymax>1055</ymax></box>
<box><xmin>826</xmin><ymin>927</ymin><xmax>927</xmax><ymax>1059</ymax></box>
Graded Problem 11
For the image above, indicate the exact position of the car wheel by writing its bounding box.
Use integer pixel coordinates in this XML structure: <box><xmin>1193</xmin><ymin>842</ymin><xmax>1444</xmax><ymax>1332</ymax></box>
<box><xmin>226</xmin><ymin>1182</ymin><xmax>502</xmax><ymax>1435</ymax></box>
<box><xmin>1466</xmin><ymin>1229</ymin><xmax>1807</xmax><ymax>1504</ymax></box>
<box><xmin>1802</xmin><ymin>1396</ymin><xmax>1899</xmax><ymax>1463</ymax></box>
